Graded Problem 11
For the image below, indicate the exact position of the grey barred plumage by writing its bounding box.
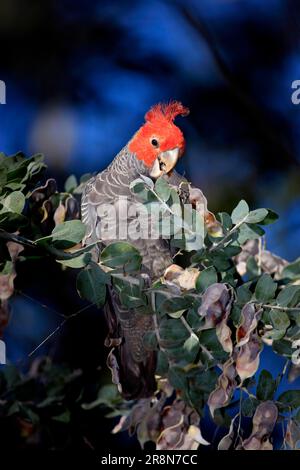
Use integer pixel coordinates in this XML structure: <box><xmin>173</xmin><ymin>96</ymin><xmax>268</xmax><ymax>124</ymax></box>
<box><xmin>81</xmin><ymin>103</ymin><xmax>190</xmax><ymax>399</ymax></box>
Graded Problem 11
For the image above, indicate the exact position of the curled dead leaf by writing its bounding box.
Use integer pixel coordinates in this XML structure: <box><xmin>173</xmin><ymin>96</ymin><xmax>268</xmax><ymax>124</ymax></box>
<box><xmin>0</xmin><ymin>272</ymin><xmax>16</xmax><ymax>301</ymax></box>
<box><xmin>236</xmin><ymin>303</ymin><xmax>262</xmax><ymax>347</ymax></box>
<box><xmin>285</xmin><ymin>419</ymin><xmax>300</xmax><ymax>450</ymax></box>
<box><xmin>198</xmin><ymin>283</ymin><xmax>230</xmax><ymax>327</ymax></box>
<box><xmin>218</xmin><ymin>414</ymin><xmax>239</xmax><ymax>450</ymax></box>
<box><xmin>242</xmin><ymin>401</ymin><xmax>278</xmax><ymax>450</ymax></box>
<box><xmin>235</xmin><ymin>334</ymin><xmax>262</xmax><ymax>382</ymax></box>
<box><xmin>188</xmin><ymin>187</ymin><xmax>223</xmax><ymax>237</ymax></box>
<box><xmin>53</xmin><ymin>202</ymin><xmax>66</xmax><ymax>226</ymax></box>
<box><xmin>7</xmin><ymin>241</ymin><xmax>24</xmax><ymax>262</ymax></box>
<box><xmin>198</xmin><ymin>283</ymin><xmax>233</xmax><ymax>353</ymax></box>
<box><xmin>106</xmin><ymin>348</ymin><xmax>121</xmax><ymax>393</ymax></box>
<box><xmin>157</xmin><ymin>399</ymin><xmax>209</xmax><ymax>450</ymax></box>
<box><xmin>208</xmin><ymin>359</ymin><xmax>237</xmax><ymax>417</ymax></box>
<box><xmin>163</xmin><ymin>264</ymin><xmax>200</xmax><ymax>291</ymax></box>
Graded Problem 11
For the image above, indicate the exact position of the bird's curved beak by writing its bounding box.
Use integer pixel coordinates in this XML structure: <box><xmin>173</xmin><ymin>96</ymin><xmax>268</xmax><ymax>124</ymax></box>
<box><xmin>149</xmin><ymin>147</ymin><xmax>180</xmax><ymax>179</ymax></box>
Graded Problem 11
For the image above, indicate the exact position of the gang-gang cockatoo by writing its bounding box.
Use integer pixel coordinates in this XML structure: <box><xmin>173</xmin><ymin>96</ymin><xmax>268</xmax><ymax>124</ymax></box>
<box><xmin>81</xmin><ymin>102</ymin><xmax>216</xmax><ymax>399</ymax></box>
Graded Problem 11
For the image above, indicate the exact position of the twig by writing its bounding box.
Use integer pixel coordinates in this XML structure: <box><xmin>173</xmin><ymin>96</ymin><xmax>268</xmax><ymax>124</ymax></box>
<box><xmin>0</xmin><ymin>229</ymin><xmax>100</xmax><ymax>260</ymax></box>
<box><xmin>257</xmin><ymin>237</ymin><xmax>262</xmax><ymax>275</ymax></box>
<box><xmin>180</xmin><ymin>316</ymin><xmax>215</xmax><ymax>361</ymax></box>
<box><xmin>0</xmin><ymin>230</ymin><xmax>36</xmax><ymax>249</ymax></box>
<box><xmin>259</xmin><ymin>303</ymin><xmax>300</xmax><ymax>312</ymax></box>
<box><xmin>27</xmin><ymin>302</ymin><xmax>95</xmax><ymax>358</ymax></box>
<box><xmin>234</xmin><ymin>389</ymin><xmax>243</xmax><ymax>448</ymax></box>
<box><xmin>209</xmin><ymin>217</ymin><xmax>247</xmax><ymax>252</ymax></box>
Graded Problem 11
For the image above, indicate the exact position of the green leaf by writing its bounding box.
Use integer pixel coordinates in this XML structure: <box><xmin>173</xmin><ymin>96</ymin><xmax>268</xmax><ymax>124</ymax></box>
<box><xmin>259</xmin><ymin>209</ymin><xmax>279</xmax><ymax>225</ymax></box>
<box><xmin>52</xmin><ymin>410</ymin><xmax>71</xmax><ymax>423</ymax></box>
<box><xmin>57</xmin><ymin>252</ymin><xmax>92</xmax><ymax>268</ymax></box>
<box><xmin>183</xmin><ymin>210</ymin><xmax>205</xmax><ymax>252</ymax></box>
<box><xmin>36</xmin><ymin>220</ymin><xmax>86</xmax><ymax>247</ymax></box>
<box><xmin>154</xmin><ymin>177</ymin><xmax>171</xmax><ymax>202</ymax></box>
<box><xmin>269</xmin><ymin>309</ymin><xmax>290</xmax><ymax>331</ymax></box>
<box><xmin>119</xmin><ymin>286</ymin><xmax>147</xmax><ymax>309</ymax></box>
<box><xmin>101</xmin><ymin>242</ymin><xmax>142</xmax><ymax>272</ymax></box>
<box><xmin>257</xmin><ymin>370</ymin><xmax>276</xmax><ymax>401</ymax></box>
<box><xmin>218</xmin><ymin>212</ymin><xmax>232</xmax><ymax>232</ymax></box>
<box><xmin>282</xmin><ymin>259</ymin><xmax>300</xmax><ymax>280</ymax></box>
<box><xmin>52</xmin><ymin>220</ymin><xmax>86</xmax><ymax>243</ymax></box>
<box><xmin>277</xmin><ymin>285</ymin><xmax>300</xmax><ymax>307</ymax></box>
<box><xmin>76</xmin><ymin>262</ymin><xmax>107</xmax><ymax>307</ymax></box>
<box><xmin>183</xmin><ymin>333</ymin><xmax>200</xmax><ymax>363</ymax></box>
<box><xmin>277</xmin><ymin>390</ymin><xmax>300</xmax><ymax>410</ymax></box>
<box><xmin>231</xmin><ymin>200</ymin><xmax>249</xmax><ymax>225</ymax></box>
<box><xmin>139</xmin><ymin>174</ymin><xmax>155</xmax><ymax>189</ymax></box>
<box><xmin>209</xmin><ymin>251</ymin><xmax>232</xmax><ymax>271</ymax></box>
<box><xmin>237</xmin><ymin>223</ymin><xmax>265</xmax><ymax>244</ymax></box>
<box><xmin>64</xmin><ymin>174</ymin><xmax>78</xmax><ymax>193</ymax></box>
<box><xmin>196</xmin><ymin>266</ymin><xmax>217</xmax><ymax>293</ymax></box>
<box><xmin>158</xmin><ymin>297</ymin><xmax>192</xmax><ymax>318</ymax></box>
<box><xmin>242</xmin><ymin>397</ymin><xmax>259</xmax><ymax>417</ymax></box>
<box><xmin>168</xmin><ymin>366</ymin><xmax>187</xmax><ymax>390</ymax></box>
<box><xmin>0</xmin><ymin>191</ymin><xmax>25</xmax><ymax>214</ymax></box>
<box><xmin>199</xmin><ymin>329</ymin><xmax>228</xmax><ymax>362</ymax></box>
<box><xmin>0</xmin><ymin>212</ymin><xmax>28</xmax><ymax>232</ymax></box>
<box><xmin>129</xmin><ymin>178</ymin><xmax>153</xmax><ymax>201</ymax></box>
<box><xmin>159</xmin><ymin>318</ymin><xmax>189</xmax><ymax>344</ymax></box>
<box><xmin>236</xmin><ymin>282</ymin><xmax>253</xmax><ymax>304</ymax></box>
<box><xmin>272</xmin><ymin>339</ymin><xmax>293</xmax><ymax>358</ymax></box>
<box><xmin>246</xmin><ymin>256</ymin><xmax>259</xmax><ymax>279</ymax></box>
<box><xmin>254</xmin><ymin>274</ymin><xmax>277</xmax><ymax>302</ymax></box>
<box><xmin>4</xmin><ymin>182</ymin><xmax>26</xmax><ymax>191</ymax></box>
<box><xmin>246</xmin><ymin>208</ymin><xmax>268</xmax><ymax>224</ymax></box>
<box><xmin>156</xmin><ymin>351</ymin><xmax>169</xmax><ymax>375</ymax></box>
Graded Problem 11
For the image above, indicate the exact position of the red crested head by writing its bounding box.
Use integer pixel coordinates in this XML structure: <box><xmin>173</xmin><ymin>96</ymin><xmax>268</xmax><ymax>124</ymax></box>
<box><xmin>128</xmin><ymin>101</ymin><xmax>189</xmax><ymax>175</ymax></box>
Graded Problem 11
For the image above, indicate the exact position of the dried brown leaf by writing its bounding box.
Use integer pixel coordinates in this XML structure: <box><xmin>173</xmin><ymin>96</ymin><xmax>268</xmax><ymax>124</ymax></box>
<box><xmin>242</xmin><ymin>401</ymin><xmax>278</xmax><ymax>450</ymax></box>
<box><xmin>285</xmin><ymin>419</ymin><xmax>300</xmax><ymax>450</ymax></box>
<box><xmin>235</xmin><ymin>334</ymin><xmax>262</xmax><ymax>382</ymax></box>
<box><xmin>208</xmin><ymin>359</ymin><xmax>237</xmax><ymax>417</ymax></box>
<box><xmin>236</xmin><ymin>303</ymin><xmax>261</xmax><ymax>347</ymax></box>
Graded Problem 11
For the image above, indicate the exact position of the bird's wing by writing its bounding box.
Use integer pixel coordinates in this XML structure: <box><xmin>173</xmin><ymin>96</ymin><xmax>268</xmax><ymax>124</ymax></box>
<box><xmin>81</xmin><ymin>166</ymin><xmax>174</xmax><ymax>278</ymax></box>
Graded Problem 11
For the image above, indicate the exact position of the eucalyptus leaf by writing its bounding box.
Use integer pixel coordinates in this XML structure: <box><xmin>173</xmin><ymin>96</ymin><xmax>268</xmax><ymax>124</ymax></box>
<box><xmin>269</xmin><ymin>309</ymin><xmax>290</xmax><ymax>331</ymax></box>
<box><xmin>246</xmin><ymin>208</ymin><xmax>268</xmax><ymax>224</ymax></box>
<box><xmin>57</xmin><ymin>252</ymin><xmax>92</xmax><ymax>268</ymax></box>
<box><xmin>277</xmin><ymin>285</ymin><xmax>300</xmax><ymax>307</ymax></box>
<box><xmin>256</xmin><ymin>370</ymin><xmax>276</xmax><ymax>401</ymax></box>
<box><xmin>254</xmin><ymin>274</ymin><xmax>277</xmax><ymax>302</ymax></box>
<box><xmin>64</xmin><ymin>174</ymin><xmax>78</xmax><ymax>193</ymax></box>
<box><xmin>154</xmin><ymin>177</ymin><xmax>171</xmax><ymax>202</ymax></box>
<box><xmin>231</xmin><ymin>200</ymin><xmax>249</xmax><ymax>225</ymax></box>
<box><xmin>76</xmin><ymin>262</ymin><xmax>107</xmax><ymax>307</ymax></box>
<box><xmin>101</xmin><ymin>242</ymin><xmax>142</xmax><ymax>272</ymax></box>
<box><xmin>277</xmin><ymin>390</ymin><xmax>300</xmax><ymax>410</ymax></box>
<box><xmin>282</xmin><ymin>259</ymin><xmax>300</xmax><ymax>280</ymax></box>
<box><xmin>183</xmin><ymin>333</ymin><xmax>200</xmax><ymax>363</ymax></box>
<box><xmin>0</xmin><ymin>191</ymin><xmax>25</xmax><ymax>214</ymax></box>
<box><xmin>196</xmin><ymin>266</ymin><xmax>217</xmax><ymax>293</ymax></box>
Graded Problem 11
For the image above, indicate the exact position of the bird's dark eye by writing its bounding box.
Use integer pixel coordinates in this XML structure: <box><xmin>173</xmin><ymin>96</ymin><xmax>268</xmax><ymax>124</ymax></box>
<box><xmin>151</xmin><ymin>138</ymin><xmax>159</xmax><ymax>147</ymax></box>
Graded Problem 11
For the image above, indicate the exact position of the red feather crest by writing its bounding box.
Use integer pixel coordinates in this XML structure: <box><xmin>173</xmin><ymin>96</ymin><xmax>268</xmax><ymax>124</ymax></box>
<box><xmin>145</xmin><ymin>101</ymin><xmax>189</xmax><ymax>124</ymax></box>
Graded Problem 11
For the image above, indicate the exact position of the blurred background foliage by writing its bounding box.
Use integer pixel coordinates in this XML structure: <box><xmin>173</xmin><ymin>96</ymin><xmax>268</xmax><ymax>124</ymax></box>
<box><xmin>0</xmin><ymin>0</ymin><xmax>300</xmax><ymax>450</ymax></box>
